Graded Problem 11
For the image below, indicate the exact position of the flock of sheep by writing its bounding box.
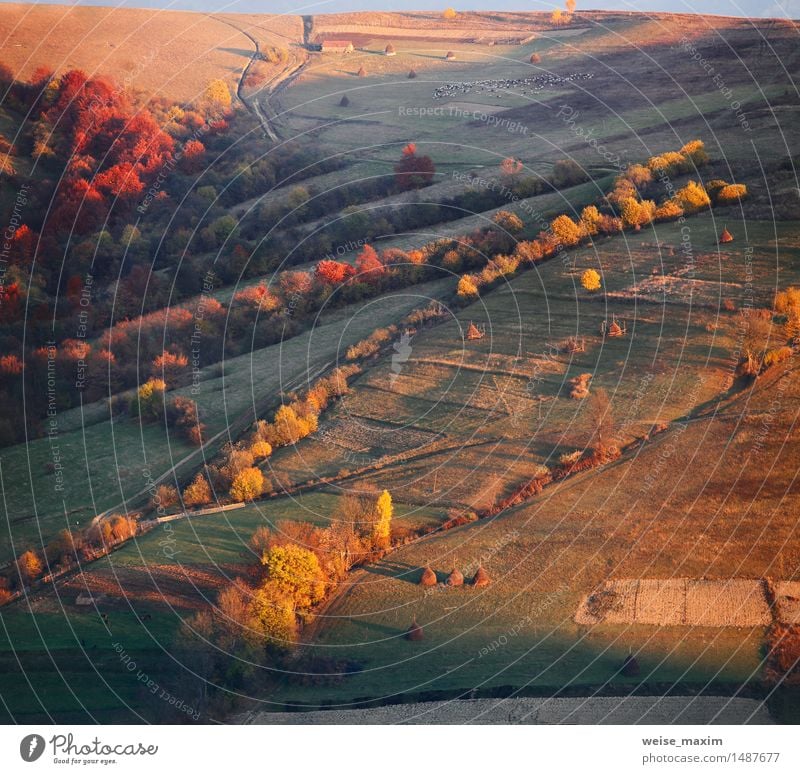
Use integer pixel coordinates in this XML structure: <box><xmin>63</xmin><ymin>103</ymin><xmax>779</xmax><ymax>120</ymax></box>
<box><xmin>432</xmin><ymin>71</ymin><xmax>594</xmax><ymax>100</ymax></box>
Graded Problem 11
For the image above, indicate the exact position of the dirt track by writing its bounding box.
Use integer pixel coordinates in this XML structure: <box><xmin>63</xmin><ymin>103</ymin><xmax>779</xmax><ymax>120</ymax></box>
<box><xmin>239</xmin><ymin>695</ymin><xmax>773</xmax><ymax>724</ymax></box>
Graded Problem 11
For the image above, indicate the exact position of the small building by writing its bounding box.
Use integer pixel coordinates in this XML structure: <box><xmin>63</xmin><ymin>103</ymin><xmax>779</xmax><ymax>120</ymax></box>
<box><xmin>718</xmin><ymin>227</ymin><xmax>734</xmax><ymax>244</ymax></box>
<box><xmin>321</xmin><ymin>40</ymin><xmax>354</xmax><ymax>54</ymax></box>
<box><xmin>384</xmin><ymin>43</ymin><xmax>396</xmax><ymax>56</ymax></box>
<box><xmin>445</xmin><ymin>51</ymin><xmax>456</xmax><ymax>60</ymax></box>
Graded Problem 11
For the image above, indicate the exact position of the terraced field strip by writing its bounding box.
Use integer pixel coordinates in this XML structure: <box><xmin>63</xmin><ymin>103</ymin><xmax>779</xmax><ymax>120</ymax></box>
<box><xmin>576</xmin><ymin>578</ymin><xmax>773</xmax><ymax>627</ymax></box>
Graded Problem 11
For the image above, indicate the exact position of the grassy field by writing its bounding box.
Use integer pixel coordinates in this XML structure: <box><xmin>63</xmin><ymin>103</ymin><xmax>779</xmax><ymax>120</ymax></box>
<box><xmin>0</xmin><ymin>278</ymin><xmax>455</xmax><ymax>563</ymax></box>
<box><xmin>275</xmin><ymin>359</ymin><xmax>800</xmax><ymax>708</ymax></box>
<box><xmin>0</xmin><ymin>489</ymin><xmax>444</xmax><ymax>722</ymax></box>
<box><xmin>2</xmin><ymin>9</ymin><xmax>799</xmax><ymax>724</ymax></box>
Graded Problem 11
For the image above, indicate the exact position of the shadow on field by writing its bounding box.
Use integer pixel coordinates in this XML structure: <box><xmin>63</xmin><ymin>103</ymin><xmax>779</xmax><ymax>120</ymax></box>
<box><xmin>362</xmin><ymin>560</ymin><xmax>426</xmax><ymax>583</ymax></box>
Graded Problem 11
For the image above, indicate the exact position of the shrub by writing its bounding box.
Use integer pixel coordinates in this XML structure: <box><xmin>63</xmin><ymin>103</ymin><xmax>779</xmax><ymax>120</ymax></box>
<box><xmin>762</xmin><ymin>346</ymin><xmax>792</xmax><ymax>370</ymax></box>
<box><xmin>716</xmin><ymin>183</ymin><xmax>747</xmax><ymax>204</ymax></box>
<box><xmin>130</xmin><ymin>378</ymin><xmax>167</xmax><ymax>420</ymax></box>
<box><xmin>551</xmin><ymin>159</ymin><xmax>588</xmax><ymax>188</ymax></box>
<box><xmin>655</xmin><ymin>200</ymin><xmax>684</xmax><ymax>221</ymax></box>
<box><xmin>580</xmin><ymin>205</ymin><xmax>602</xmax><ymax>236</ymax></box>
<box><xmin>493</xmin><ymin>210</ymin><xmax>524</xmax><ymax>233</ymax></box>
<box><xmin>250</xmin><ymin>440</ymin><xmax>273</xmax><ymax>459</ymax></box>
<box><xmin>620</xmin><ymin>197</ymin><xmax>656</xmax><ymax>228</ymax></box>
<box><xmin>183</xmin><ymin>472</ymin><xmax>213</xmax><ymax>506</ymax></box>
<box><xmin>457</xmin><ymin>274</ymin><xmax>480</xmax><ymax>298</ymax></box>
<box><xmin>152</xmin><ymin>484</ymin><xmax>178</xmax><ymax>510</ymax></box>
<box><xmin>581</xmin><ymin>269</ymin><xmax>601</xmax><ymax>292</ymax></box>
<box><xmin>551</xmin><ymin>214</ymin><xmax>583</xmax><ymax>247</ymax></box>
<box><xmin>675</xmin><ymin>180</ymin><xmax>711</xmax><ymax>213</ymax></box>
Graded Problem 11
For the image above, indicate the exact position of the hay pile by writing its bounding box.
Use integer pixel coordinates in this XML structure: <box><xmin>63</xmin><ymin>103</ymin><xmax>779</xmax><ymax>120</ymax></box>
<box><xmin>568</xmin><ymin>373</ymin><xmax>592</xmax><ymax>399</ymax></box>
<box><xmin>472</xmin><ymin>566</ymin><xmax>491</xmax><ymax>588</ymax></box>
<box><xmin>419</xmin><ymin>566</ymin><xmax>437</xmax><ymax>586</ymax></box>
<box><xmin>406</xmin><ymin>620</ymin><xmax>424</xmax><ymax>641</ymax></box>
<box><xmin>446</xmin><ymin>568</ymin><xmax>464</xmax><ymax>587</ymax></box>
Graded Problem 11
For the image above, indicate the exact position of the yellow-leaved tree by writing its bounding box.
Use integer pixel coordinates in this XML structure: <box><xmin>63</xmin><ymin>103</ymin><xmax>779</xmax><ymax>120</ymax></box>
<box><xmin>230</xmin><ymin>467</ymin><xmax>265</xmax><ymax>501</ymax></box>
<box><xmin>457</xmin><ymin>274</ymin><xmax>479</xmax><ymax>298</ymax></box>
<box><xmin>261</xmin><ymin>544</ymin><xmax>326</xmax><ymax>612</ymax></box>
<box><xmin>581</xmin><ymin>268</ymin><xmax>601</xmax><ymax>292</ymax></box>
<box><xmin>443</xmin><ymin>7</ymin><xmax>457</xmax><ymax>19</ymax></box>
<box><xmin>372</xmin><ymin>490</ymin><xmax>393</xmax><ymax>549</ymax></box>
<box><xmin>204</xmin><ymin>79</ymin><xmax>232</xmax><ymax>115</ymax></box>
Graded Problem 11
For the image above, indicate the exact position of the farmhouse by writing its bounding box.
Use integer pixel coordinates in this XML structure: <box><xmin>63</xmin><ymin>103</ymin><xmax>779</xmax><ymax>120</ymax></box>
<box><xmin>321</xmin><ymin>40</ymin><xmax>354</xmax><ymax>54</ymax></box>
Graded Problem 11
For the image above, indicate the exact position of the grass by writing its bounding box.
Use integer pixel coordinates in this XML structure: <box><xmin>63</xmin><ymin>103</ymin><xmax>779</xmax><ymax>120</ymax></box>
<box><xmin>0</xmin><ymin>489</ymin><xmax>444</xmax><ymax>722</ymax></box>
<box><xmin>3</xmin><ymin>9</ymin><xmax>800</xmax><ymax>723</ymax></box>
<box><xmin>0</xmin><ymin>277</ymin><xmax>455</xmax><ymax>563</ymax></box>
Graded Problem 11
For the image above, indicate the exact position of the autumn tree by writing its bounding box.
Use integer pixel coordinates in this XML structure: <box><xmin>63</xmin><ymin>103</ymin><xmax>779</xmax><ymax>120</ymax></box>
<box><xmin>675</xmin><ymin>181</ymin><xmax>711</xmax><ymax>214</ymax></box>
<box><xmin>230</xmin><ymin>467</ymin><xmax>265</xmax><ymax>501</ymax></box>
<box><xmin>152</xmin><ymin>350</ymin><xmax>188</xmax><ymax>384</ymax></box>
<box><xmin>183</xmin><ymin>471</ymin><xmax>213</xmax><ymax>506</ymax></box>
<box><xmin>551</xmin><ymin>214</ymin><xmax>583</xmax><ymax>247</ymax></box>
<box><xmin>716</xmin><ymin>183</ymin><xmax>747</xmax><ymax>204</ymax></box>
<box><xmin>250</xmin><ymin>440</ymin><xmax>273</xmax><ymax>459</ymax></box>
<box><xmin>457</xmin><ymin>274</ymin><xmax>479</xmax><ymax>298</ymax></box>
<box><xmin>394</xmin><ymin>143</ymin><xmax>436</xmax><ymax>191</ymax></box>
<box><xmin>354</xmin><ymin>244</ymin><xmax>384</xmax><ymax>283</ymax></box>
<box><xmin>372</xmin><ymin>490</ymin><xmax>393</xmax><ymax>549</ymax></box>
<box><xmin>500</xmin><ymin>156</ymin><xmax>524</xmax><ymax>181</ymax></box>
<box><xmin>443</xmin><ymin>7</ymin><xmax>457</xmax><ymax>19</ymax></box>
<box><xmin>551</xmin><ymin>159</ymin><xmax>588</xmax><ymax>188</ymax></box>
<box><xmin>493</xmin><ymin>210</ymin><xmax>524</xmax><ymax>234</ymax></box>
<box><xmin>204</xmin><ymin>79</ymin><xmax>232</xmax><ymax>116</ymax></box>
<box><xmin>580</xmin><ymin>205</ymin><xmax>602</xmax><ymax>236</ymax></box>
<box><xmin>581</xmin><ymin>268</ymin><xmax>601</xmax><ymax>292</ymax></box>
<box><xmin>249</xmin><ymin>581</ymin><xmax>298</xmax><ymax>652</ymax></box>
<box><xmin>17</xmin><ymin>550</ymin><xmax>43</xmax><ymax>584</ymax></box>
<box><xmin>131</xmin><ymin>378</ymin><xmax>167</xmax><ymax>421</ymax></box>
<box><xmin>261</xmin><ymin>544</ymin><xmax>326</xmax><ymax>612</ymax></box>
<box><xmin>152</xmin><ymin>484</ymin><xmax>179</xmax><ymax>510</ymax></box>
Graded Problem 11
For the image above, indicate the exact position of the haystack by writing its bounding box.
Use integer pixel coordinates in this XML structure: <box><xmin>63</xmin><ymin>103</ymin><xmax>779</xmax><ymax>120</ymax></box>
<box><xmin>718</xmin><ymin>227</ymin><xmax>734</xmax><ymax>244</ymax></box>
<box><xmin>602</xmin><ymin>317</ymin><xmax>626</xmax><ymax>338</ymax></box>
<box><xmin>339</xmin><ymin>95</ymin><xmax>350</xmax><ymax>107</ymax></box>
<box><xmin>356</xmin><ymin>66</ymin><xmax>367</xmax><ymax>77</ymax></box>
<box><xmin>419</xmin><ymin>566</ymin><xmax>437</xmax><ymax>586</ymax></box>
<box><xmin>445</xmin><ymin>51</ymin><xmax>456</xmax><ymax>60</ymax></box>
<box><xmin>621</xmin><ymin>649</ymin><xmax>640</xmax><ymax>677</ymax></box>
<box><xmin>406</xmin><ymin>619</ymin><xmax>424</xmax><ymax>641</ymax></box>
<box><xmin>472</xmin><ymin>566</ymin><xmax>491</xmax><ymax>588</ymax></box>
<box><xmin>385</xmin><ymin>43</ymin><xmax>396</xmax><ymax>56</ymax></box>
<box><xmin>446</xmin><ymin>567</ymin><xmax>464</xmax><ymax>587</ymax></box>
<box><xmin>466</xmin><ymin>321</ymin><xmax>484</xmax><ymax>340</ymax></box>
<box><xmin>568</xmin><ymin>372</ymin><xmax>592</xmax><ymax>399</ymax></box>
<box><xmin>408</xmin><ymin>69</ymin><xmax>417</xmax><ymax>79</ymax></box>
